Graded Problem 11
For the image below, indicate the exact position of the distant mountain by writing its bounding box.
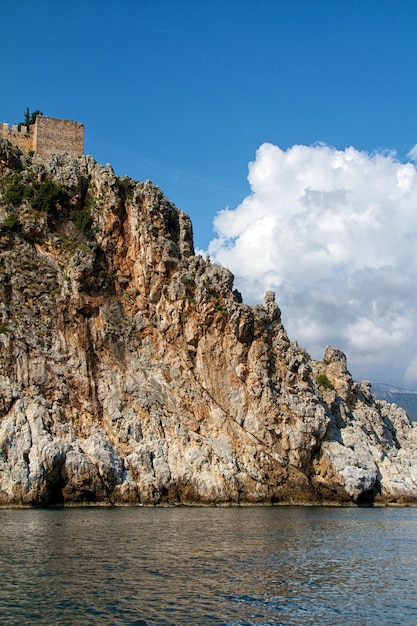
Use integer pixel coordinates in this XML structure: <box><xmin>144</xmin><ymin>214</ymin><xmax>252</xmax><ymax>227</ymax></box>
<box><xmin>372</xmin><ymin>383</ymin><xmax>417</xmax><ymax>422</ymax></box>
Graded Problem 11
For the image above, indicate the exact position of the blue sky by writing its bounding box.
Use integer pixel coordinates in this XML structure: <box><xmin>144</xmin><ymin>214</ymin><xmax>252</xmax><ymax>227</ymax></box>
<box><xmin>3</xmin><ymin>0</ymin><xmax>417</xmax><ymax>248</ymax></box>
<box><xmin>3</xmin><ymin>0</ymin><xmax>417</xmax><ymax>388</ymax></box>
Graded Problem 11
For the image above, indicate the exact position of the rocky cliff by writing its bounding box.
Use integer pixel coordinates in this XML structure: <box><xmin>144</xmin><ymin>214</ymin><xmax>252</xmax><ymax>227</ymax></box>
<box><xmin>0</xmin><ymin>140</ymin><xmax>416</xmax><ymax>506</ymax></box>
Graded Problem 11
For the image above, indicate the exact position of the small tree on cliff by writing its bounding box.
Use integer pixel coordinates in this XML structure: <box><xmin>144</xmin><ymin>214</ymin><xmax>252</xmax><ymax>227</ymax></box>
<box><xmin>21</xmin><ymin>108</ymin><xmax>43</xmax><ymax>127</ymax></box>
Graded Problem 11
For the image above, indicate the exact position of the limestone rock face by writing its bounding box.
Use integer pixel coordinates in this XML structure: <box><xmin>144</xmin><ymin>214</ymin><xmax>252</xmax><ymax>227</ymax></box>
<box><xmin>0</xmin><ymin>141</ymin><xmax>416</xmax><ymax>506</ymax></box>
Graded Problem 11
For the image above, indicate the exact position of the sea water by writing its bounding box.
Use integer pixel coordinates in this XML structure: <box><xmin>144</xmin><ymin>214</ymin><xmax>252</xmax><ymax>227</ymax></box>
<box><xmin>1</xmin><ymin>505</ymin><xmax>416</xmax><ymax>625</ymax></box>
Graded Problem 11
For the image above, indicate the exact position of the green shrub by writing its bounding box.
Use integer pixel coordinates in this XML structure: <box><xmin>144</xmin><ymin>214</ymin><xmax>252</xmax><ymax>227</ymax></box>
<box><xmin>215</xmin><ymin>299</ymin><xmax>228</xmax><ymax>316</ymax></box>
<box><xmin>21</xmin><ymin>108</ymin><xmax>43</xmax><ymax>127</ymax></box>
<box><xmin>4</xmin><ymin>170</ymin><xmax>34</xmax><ymax>205</ymax></box>
<box><xmin>23</xmin><ymin>185</ymin><xmax>34</xmax><ymax>200</ymax></box>
<box><xmin>4</xmin><ymin>181</ymin><xmax>25</xmax><ymax>206</ymax></box>
<box><xmin>2</xmin><ymin>213</ymin><xmax>20</xmax><ymax>231</ymax></box>
<box><xmin>316</xmin><ymin>373</ymin><xmax>335</xmax><ymax>390</ymax></box>
<box><xmin>31</xmin><ymin>180</ymin><xmax>65</xmax><ymax>213</ymax></box>
<box><xmin>70</xmin><ymin>202</ymin><xmax>93</xmax><ymax>234</ymax></box>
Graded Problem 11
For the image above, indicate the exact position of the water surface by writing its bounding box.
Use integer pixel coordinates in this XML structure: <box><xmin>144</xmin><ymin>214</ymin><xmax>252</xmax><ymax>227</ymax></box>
<box><xmin>1</xmin><ymin>506</ymin><xmax>416</xmax><ymax>625</ymax></box>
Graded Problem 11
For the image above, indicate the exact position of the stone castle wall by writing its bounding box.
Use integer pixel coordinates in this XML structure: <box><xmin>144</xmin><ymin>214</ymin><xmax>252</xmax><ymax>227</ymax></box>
<box><xmin>34</xmin><ymin>116</ymin><xmax>84</xmax><ymax>158</ymax></box>
<box><xmin>0</xmin><ymin>123</ymin><xmax>35</xmax><ymax>153</ymax></box>
<box><xmin>0</xmin><ymin>116</ymin><xmax>84</xmax><ymax>158</ymax></box>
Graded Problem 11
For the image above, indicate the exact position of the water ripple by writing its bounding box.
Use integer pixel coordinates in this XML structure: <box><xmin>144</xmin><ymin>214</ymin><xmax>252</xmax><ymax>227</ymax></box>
<box><xmin>0</xmin><ymin>506</ymin><xmax>416</xmax><ymax>624</ymax></box>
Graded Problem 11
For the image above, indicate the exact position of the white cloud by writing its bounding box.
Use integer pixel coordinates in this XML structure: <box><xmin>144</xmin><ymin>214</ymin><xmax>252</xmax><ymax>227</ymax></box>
<box><xmin>405</xmin><ymin>356</ymin><xmax>417</xmax><ymax>388</ymax></box>
<box><xmin>407</xmin><ymin>143</ymin><xmax>417</xmax><ymax>163</ymax></box>
<box><xmin>208</xmin><ymin>143</ymin><xmax>417</xmax><ymax>389</ymax></box>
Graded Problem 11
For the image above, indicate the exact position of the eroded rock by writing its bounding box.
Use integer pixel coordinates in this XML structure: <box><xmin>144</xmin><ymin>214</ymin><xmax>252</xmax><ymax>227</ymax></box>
<box><xmin>0</xmin><ymin>143</ymin><xmax>416</xmax><ymax>506</ymax></box>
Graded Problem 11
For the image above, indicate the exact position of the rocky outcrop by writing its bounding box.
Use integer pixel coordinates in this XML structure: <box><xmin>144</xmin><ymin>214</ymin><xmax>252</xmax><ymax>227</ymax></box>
<box><xmin>0</xmin><ymin>141</ymin><xmax>416</xmax><ymax>506</ymax></box>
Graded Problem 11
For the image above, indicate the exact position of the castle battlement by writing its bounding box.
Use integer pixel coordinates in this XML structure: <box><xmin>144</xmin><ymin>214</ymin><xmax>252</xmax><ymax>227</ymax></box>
<box><xmin>0</xmin><ymin>116</ymin><xmax>84</xmax><ymax>158</ymax></box>
<box><xmin>1</xmin><ymin>123</ymin><xmax>31</xmax><ymax>134</ymax></box>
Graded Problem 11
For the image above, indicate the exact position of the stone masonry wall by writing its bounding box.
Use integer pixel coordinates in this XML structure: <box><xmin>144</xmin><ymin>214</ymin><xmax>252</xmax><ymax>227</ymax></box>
<box><xmin>34</xmin><ymin>116</ymin><xmax>84</xmax><ymax>158</ymax></box>
<box><xmin>0</xmin><ymin>116</ymin><xmax>84</xmax><ymax>158</ymax></box>
<box><xmin>0</xmin><ymin>123</ymin><xmax>35</xmax><ymax>153</ymax></box>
